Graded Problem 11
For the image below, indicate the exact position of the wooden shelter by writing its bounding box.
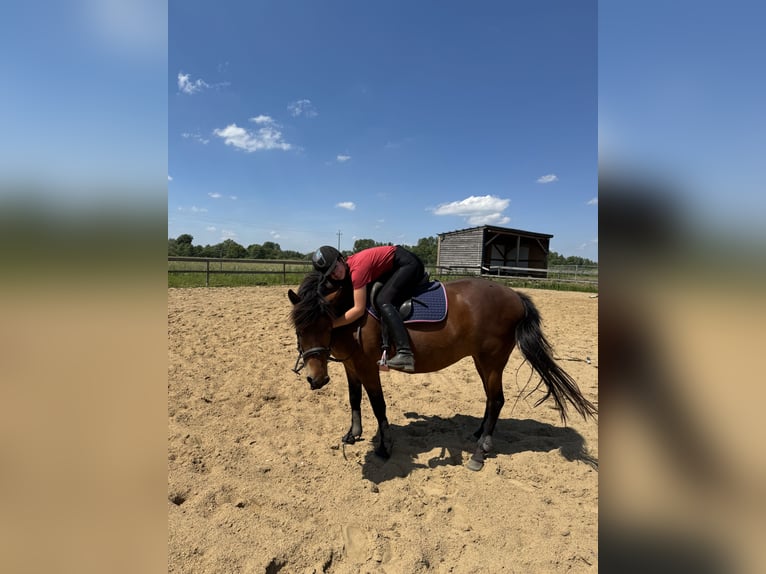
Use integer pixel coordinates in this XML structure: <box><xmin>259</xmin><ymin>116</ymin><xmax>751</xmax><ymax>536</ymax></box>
<box><xmin>436</xmin><ymin>225</ymin><xmax>553</xmax><ymax>277</ymax></box>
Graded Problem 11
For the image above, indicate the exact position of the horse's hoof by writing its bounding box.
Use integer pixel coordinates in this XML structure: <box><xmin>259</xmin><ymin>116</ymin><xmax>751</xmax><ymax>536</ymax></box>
<box><xmin>374</xmin><ymin>447</ymin><xmax>390</xmax><ymax>460</ymax></box>
<box><xmin>466</xmin><ymin>458</ymin><xmax>484</xmax><ymax>471</ymax></box>
<box><xmin>342</xmin><ymin>433</ymin><xmax>359</xmax><ymax>445</ymax></box>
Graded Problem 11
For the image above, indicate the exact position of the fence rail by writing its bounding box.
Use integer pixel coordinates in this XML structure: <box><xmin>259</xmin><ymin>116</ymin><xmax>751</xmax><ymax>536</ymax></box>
<box><xmin>169</xmin><ymin>257</ymin><xmax>597</xmax><ymax>290</ymax></box>
<box><xmin>168</xmin><ymin>257</ymin><xmax>312</xmax><ymax>286</ymax></box>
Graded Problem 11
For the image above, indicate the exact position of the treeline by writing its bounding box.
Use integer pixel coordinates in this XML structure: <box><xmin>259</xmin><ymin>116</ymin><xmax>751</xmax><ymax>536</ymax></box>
<box><xmin>546</xmin><ymin>251</ymin><xmax>598</xmax><ymax>267</ymax></box>
<box><xmin>168</xmin><ymin>234</ymin><xmax>596</xmax><ymax>267</ymax></box>
<box><xmin>168</xmin><ymin>234</ymin><xmax>440</xmax><ymax>264</ymax></box>
<box><xmin>168</xmin><ymin>234</ymin><xmax>306</xmax><ymax>260</ymax></box>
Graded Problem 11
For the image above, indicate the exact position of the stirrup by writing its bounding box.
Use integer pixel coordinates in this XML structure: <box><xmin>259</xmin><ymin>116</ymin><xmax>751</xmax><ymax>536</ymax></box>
<box><xmin>377</xmin><ymin>349</ymin><xmax>390</xmax><ymax>371</ymax></box>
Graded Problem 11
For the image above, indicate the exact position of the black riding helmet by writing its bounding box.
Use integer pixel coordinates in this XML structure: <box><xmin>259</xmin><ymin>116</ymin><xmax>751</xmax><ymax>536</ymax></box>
<box><xmin>312</xmin><ymin>245</ymin><xmax>342</xmax><ymax>280</ymax></box>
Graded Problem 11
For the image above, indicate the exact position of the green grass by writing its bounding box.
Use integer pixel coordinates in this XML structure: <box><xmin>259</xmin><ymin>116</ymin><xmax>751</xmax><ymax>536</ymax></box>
<box><xmin>168</xmin><ymin>272</ymin><xmax>307</xmax><ymax>288</ymax></box>
<box><xmin>432</xmin><ymin>274</ymin><xmax>598</xmax><ymax>293</ymax></box>
<box><xmin>168</xmin><ymin>260</ymin><xmax>310</xmax><ymax>287</ymax></box>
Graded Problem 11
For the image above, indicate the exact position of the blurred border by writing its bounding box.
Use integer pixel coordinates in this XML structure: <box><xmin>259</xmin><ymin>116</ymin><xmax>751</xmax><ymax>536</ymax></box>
<box><xmin>599</xmin><ymin>2</ymin><xmax>766</xmax><ymax>571</ymax></box>
<box><xmin>1</xmin><ymin>2</ymin><xmax>168</xmax><ymax>573</ymax></box>
<box><xmin>4</xmin><ymin>2</ymin><xmax>765</xmax><ymax>573</ymax></box>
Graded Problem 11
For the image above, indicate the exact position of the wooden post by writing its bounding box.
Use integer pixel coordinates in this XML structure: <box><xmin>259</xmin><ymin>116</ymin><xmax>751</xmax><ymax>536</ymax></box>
<box><xmin>206</xmin><ymin>260</ymin><xmax>210</xmax><ymax>287</ymax></box>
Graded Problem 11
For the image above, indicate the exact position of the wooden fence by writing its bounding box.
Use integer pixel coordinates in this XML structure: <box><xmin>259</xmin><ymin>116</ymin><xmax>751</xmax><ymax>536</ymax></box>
<box><xmin>168</xmin><ymin>257</ymin><xmax>312</xmax><ymax>287</ymax></box>
<box><xmin>168</xmin><ymin>257</ymin><xmax>597</xmax><ymax>289</ymax></box>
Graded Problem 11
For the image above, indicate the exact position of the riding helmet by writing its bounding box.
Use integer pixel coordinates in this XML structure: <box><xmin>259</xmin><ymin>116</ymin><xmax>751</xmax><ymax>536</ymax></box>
<box><xmin>312</xmin><ymin>245</ymin><xmax>342</xmax><ymax>278</ymax></box>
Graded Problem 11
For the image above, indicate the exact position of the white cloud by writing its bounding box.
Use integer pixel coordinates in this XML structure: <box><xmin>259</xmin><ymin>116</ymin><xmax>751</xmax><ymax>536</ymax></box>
<box><xmin>251</xmin><ymin>115</ymin><xmax>275</xmax><ymax>125</ymax></box>
<box><xmin>213</xmin><ymin>122</ymin><xmax>292</xmax><ymax>152</ymax></box>
<box><xmin>336</xmin><ymin>154</ymin><xmax>351</xmax><ymax>163</ymax></box>
<box><xmin>536</xmin><ymin>174</ymin><xmax>559</xmax><ymax>184</ymax></box>
<box><xmin>177</xmin><ymin>72</ymin><xmax>210</xmax><ymax>95</ymax></box>
<box><xmin>336</xmin><ymin>202</ymin><xmax>356</xmax><ymax>211</ymax></box>
<box><xmin>287</xmin><ymin>99</ymin><xmax>318</xmax><ymax>118</ymax></box>
<box><xmin>270</xmin><ymin>230</ymin><xmax>281</xmax><ymax>239</ymax></box>
<box><xmin>168</xmin><ymin>175</ymin><xmax>172</xmax><ymax>181</ymax></box>
<box><xmin>208</xmin><ymin>192</ymin><xmax>222</xmax><ymax>199</ymax></box>
<box><xmin>587</xmin><ymin>197</ymin><xmax>598</xmax><ymax>205</ymax></box>
<box><xmin>432</xmin><ymin>194</ymin><xmax>510</xmax><ymax>225</ymax></box>
<box><xmin>182</xmin><ymin>131</ymin><xmax>210</xmax><ymax>144</ymax></box>
<box><xmin>206</xmin><ymin>226</ymin><xmax>216</xmax><ymax>232</ymax></box>
<box><xmin>221</xmin><ymin>229</ymin><xmax>236</xmax><ymax>239</ymax></box>
<box><xmin>230</xmin><ymin>195</ymin><xmax>238</xmax><ymax>200</ymax></box>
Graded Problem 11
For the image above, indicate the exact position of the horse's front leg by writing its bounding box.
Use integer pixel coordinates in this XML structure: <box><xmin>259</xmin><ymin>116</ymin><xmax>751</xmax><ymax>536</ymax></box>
<box><xmin>342</xmin><ymin>373</ymin><xmax>363</xmax><ymax>445</ymax></box>
<box><xmin>363</xmin><ymin>375</ymin><xmax>392</xmax><ymax>459</ymax></box>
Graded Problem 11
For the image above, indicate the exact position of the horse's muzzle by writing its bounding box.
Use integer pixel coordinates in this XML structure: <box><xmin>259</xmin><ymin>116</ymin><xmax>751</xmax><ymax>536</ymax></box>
<box><xmin>307</xmin><ymin>375</ymin><xmax>330</xmax><ymax>390</ymax></box>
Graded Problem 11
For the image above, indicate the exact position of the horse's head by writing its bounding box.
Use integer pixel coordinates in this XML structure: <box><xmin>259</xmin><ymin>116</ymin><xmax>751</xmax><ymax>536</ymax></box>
<box><xmin>288</xmin><ymin>272</ymin><xmax>344</xmax><ymax>390</ymax></box>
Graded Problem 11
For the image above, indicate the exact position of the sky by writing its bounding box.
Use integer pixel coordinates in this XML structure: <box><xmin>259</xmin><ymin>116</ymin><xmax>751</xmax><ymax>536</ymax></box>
<box><xmin>599</xmin><ymin>2</ymin><xmax>766</xmax><ymax>241</ymax></box>
<box><xmin>1</xmin><ymin>1</ymin><xmax>166</xmax><ymax>198</ymax></box>
<box><xmin>169</xmin><ymin>1</ymin><xmax>598</xmax><ymax>260</ymax></box>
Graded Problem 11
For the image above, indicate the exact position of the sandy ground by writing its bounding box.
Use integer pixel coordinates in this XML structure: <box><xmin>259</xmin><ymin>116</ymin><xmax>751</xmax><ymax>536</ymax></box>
<box><xmin>168</xmin><ymin>285</ymin><xmax>598</xmax><ymax>573</ymax></box>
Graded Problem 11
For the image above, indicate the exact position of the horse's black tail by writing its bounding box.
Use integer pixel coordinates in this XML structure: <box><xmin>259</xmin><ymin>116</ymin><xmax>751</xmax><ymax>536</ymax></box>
<box><xmin>515</xmin><ymin>291</ymin><xmax>598</xmax><ymax>425</ymax></box>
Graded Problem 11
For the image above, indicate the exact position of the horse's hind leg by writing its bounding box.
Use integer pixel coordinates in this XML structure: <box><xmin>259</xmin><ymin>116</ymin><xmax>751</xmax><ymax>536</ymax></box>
<box><xmin>474</xmin><ymin>405</ymin><xmax>489</xmax><ymax>440</ymax></box>
<box><xmin>472</xmin><ymin>358</ymin><xmax>489</xmax><ymax>439</ymax></box>
<box><xmin>468</xmin><ymin>355</ymin><xmax>507</xmax><ymax>471</ymax></box>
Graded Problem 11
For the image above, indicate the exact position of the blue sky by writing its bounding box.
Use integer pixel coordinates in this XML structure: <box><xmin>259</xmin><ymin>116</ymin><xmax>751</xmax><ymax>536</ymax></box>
<box><xmin>169</xmin><ymin>1</ymin><xmax>598</xmax><ymax>259</ymax></box>
<box><xmin>1</xmin><ymin>1</ymin><xmax>166</xmax><ymax>197</ymax></box>
<box><xmin>599</xmin><ymin>2</ymin><xmax>766</xmax><ymax>240</ymax></box>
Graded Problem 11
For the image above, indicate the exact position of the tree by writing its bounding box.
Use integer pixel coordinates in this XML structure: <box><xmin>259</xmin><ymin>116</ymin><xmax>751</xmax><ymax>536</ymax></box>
<box><xmin>261</xmin><ymin>241</ymin><xmax>281</xmax><ymax>259</ymax></box>
<box><xmin>548</xmin><ymin>250</ymin><xmax>566</xmax><ymax>265</ymax></box>
<box><xmin>409</xmin><ymin>236</ymin><xmax>438</xmax><ymax>265</ymax></box>
<box><xmin>547</xmin><ymin>250</ymin><xmax>597</xmax><ymax>267</ymax></box>
<box><xmin>353</xmin><ymin>238</ymin><xmax>380</xmax><ymax>253</ymax></box>
<box><xmin>280</xmin><ymin>249</ymin><xmax>306</xmax><ymax>260</ymax></box>
<box><xmin>173</xmin><ymin>234</ymin><xmax>194</xmax><ymax>256</ymax></box>
<box><xmin>199</xmin><ymin>243</ymin><xmax>221</xmax><ymax>258</ymax></box>
<box><xmin>246</xmin><ymin>243</ymin><xmax>263</xmax><ymax>258</ymax></box>
<box><xmin>220</xmin><ymin>239</ymin><xmax>247</xmax><ymax>258</ymax></box>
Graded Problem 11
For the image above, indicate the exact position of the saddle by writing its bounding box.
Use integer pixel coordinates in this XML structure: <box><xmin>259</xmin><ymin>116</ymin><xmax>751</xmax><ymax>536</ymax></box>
<box><xmin>367</xmin><ymin>273</ymin><xmax>447</xmax><ymax>324</ymax></box>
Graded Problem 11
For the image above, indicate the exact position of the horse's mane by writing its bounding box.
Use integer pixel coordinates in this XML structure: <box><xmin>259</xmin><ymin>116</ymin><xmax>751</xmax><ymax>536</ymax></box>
<box><xmin>290</xmin><ymin>271</ymin><xmax>344</xmax><ymax>331</ymax></box>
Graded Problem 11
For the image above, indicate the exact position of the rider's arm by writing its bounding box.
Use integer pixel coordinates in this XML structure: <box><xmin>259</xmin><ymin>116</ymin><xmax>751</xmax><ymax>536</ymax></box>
<box><xmin>333</xmin><ymin>287</ymin><xmax>367</xmax><ymax>328</ymax></box>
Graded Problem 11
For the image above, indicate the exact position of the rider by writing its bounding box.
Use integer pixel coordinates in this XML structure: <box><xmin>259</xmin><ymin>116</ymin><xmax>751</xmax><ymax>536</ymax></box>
<box><xmin>312</xmin><ymin>244</ymin><xmax>425</xmax><ymax>372</ymax></box>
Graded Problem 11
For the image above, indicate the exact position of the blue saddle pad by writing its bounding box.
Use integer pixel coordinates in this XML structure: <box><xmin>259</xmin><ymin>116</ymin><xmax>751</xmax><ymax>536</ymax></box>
<box><xmin>367</xmin><ymin>281</ymin><xmax>447</xmax><ymax>324</ymax></box>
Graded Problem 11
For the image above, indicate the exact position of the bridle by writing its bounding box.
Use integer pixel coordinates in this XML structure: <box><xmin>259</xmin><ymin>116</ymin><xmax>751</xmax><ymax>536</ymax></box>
<box><xmin>291</xmin><ymin>338</ymin><xmax>350</xmax><ymax>375</ymax></box>
<box><xmin>290</xmin><ymin>279</ymin><xmax>356</xmax><ymax>376</ymax></box>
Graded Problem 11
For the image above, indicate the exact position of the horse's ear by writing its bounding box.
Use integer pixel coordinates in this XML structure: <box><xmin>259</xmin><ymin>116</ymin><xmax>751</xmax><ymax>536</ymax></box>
<box><xmin>324</xmin><ymin>288</ymin><xmax>340</xmax><ymax>303</ymax></box>
<box><xmin>288</xmin><ymin>289</ymin><xmax>300</xmax><ymax>305</ymax></box>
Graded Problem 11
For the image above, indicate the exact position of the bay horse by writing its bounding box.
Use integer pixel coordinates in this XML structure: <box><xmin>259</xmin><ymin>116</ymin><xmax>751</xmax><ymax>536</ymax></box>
<box><xmin>288</xmin><ymin>272</ymin><xmax>597</xmax><ymax>471</ymax></box>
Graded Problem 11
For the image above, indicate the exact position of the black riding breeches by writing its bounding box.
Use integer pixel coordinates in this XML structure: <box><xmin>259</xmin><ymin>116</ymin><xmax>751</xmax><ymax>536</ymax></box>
<box><xmin>376</xmin><ymin>246</ymin><xmax>425</xmax><ymax>307</ymax></box>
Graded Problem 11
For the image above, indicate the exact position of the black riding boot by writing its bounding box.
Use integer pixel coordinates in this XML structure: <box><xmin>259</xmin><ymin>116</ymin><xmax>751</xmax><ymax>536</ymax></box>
<box><xmin>379</xmin><ymin>303</ymin><xmax>415</xmax><ymax>372</ymax></box>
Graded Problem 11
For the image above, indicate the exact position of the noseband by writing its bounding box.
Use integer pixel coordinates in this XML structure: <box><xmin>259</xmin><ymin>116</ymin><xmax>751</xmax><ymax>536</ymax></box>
<box><xmin>291</xmin><ymin>340</ymin><xmax>348</xmax><ymax>375</ymax></box>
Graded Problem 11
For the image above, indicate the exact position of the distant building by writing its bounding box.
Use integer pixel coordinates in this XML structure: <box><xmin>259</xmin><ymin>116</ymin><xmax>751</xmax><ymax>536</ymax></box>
<box><xmin>436</xmin><ymin>225</ymin><xmax>553</xmax><ymax>277</ymax></box>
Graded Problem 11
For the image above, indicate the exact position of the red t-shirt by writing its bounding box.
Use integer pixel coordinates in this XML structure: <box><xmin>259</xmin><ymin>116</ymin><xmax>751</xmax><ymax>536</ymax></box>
<box><xmin>346</xmin><ymin>246</ymin><xmax>396</xmax><ymax>290</ymax></box>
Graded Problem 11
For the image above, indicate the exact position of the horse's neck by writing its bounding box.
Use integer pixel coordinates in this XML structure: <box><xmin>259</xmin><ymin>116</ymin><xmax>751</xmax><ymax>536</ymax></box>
<box><xmin>328</xmin><ymin>284</ymin><xmax>354</xmax><ymax>316</ymax></box>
